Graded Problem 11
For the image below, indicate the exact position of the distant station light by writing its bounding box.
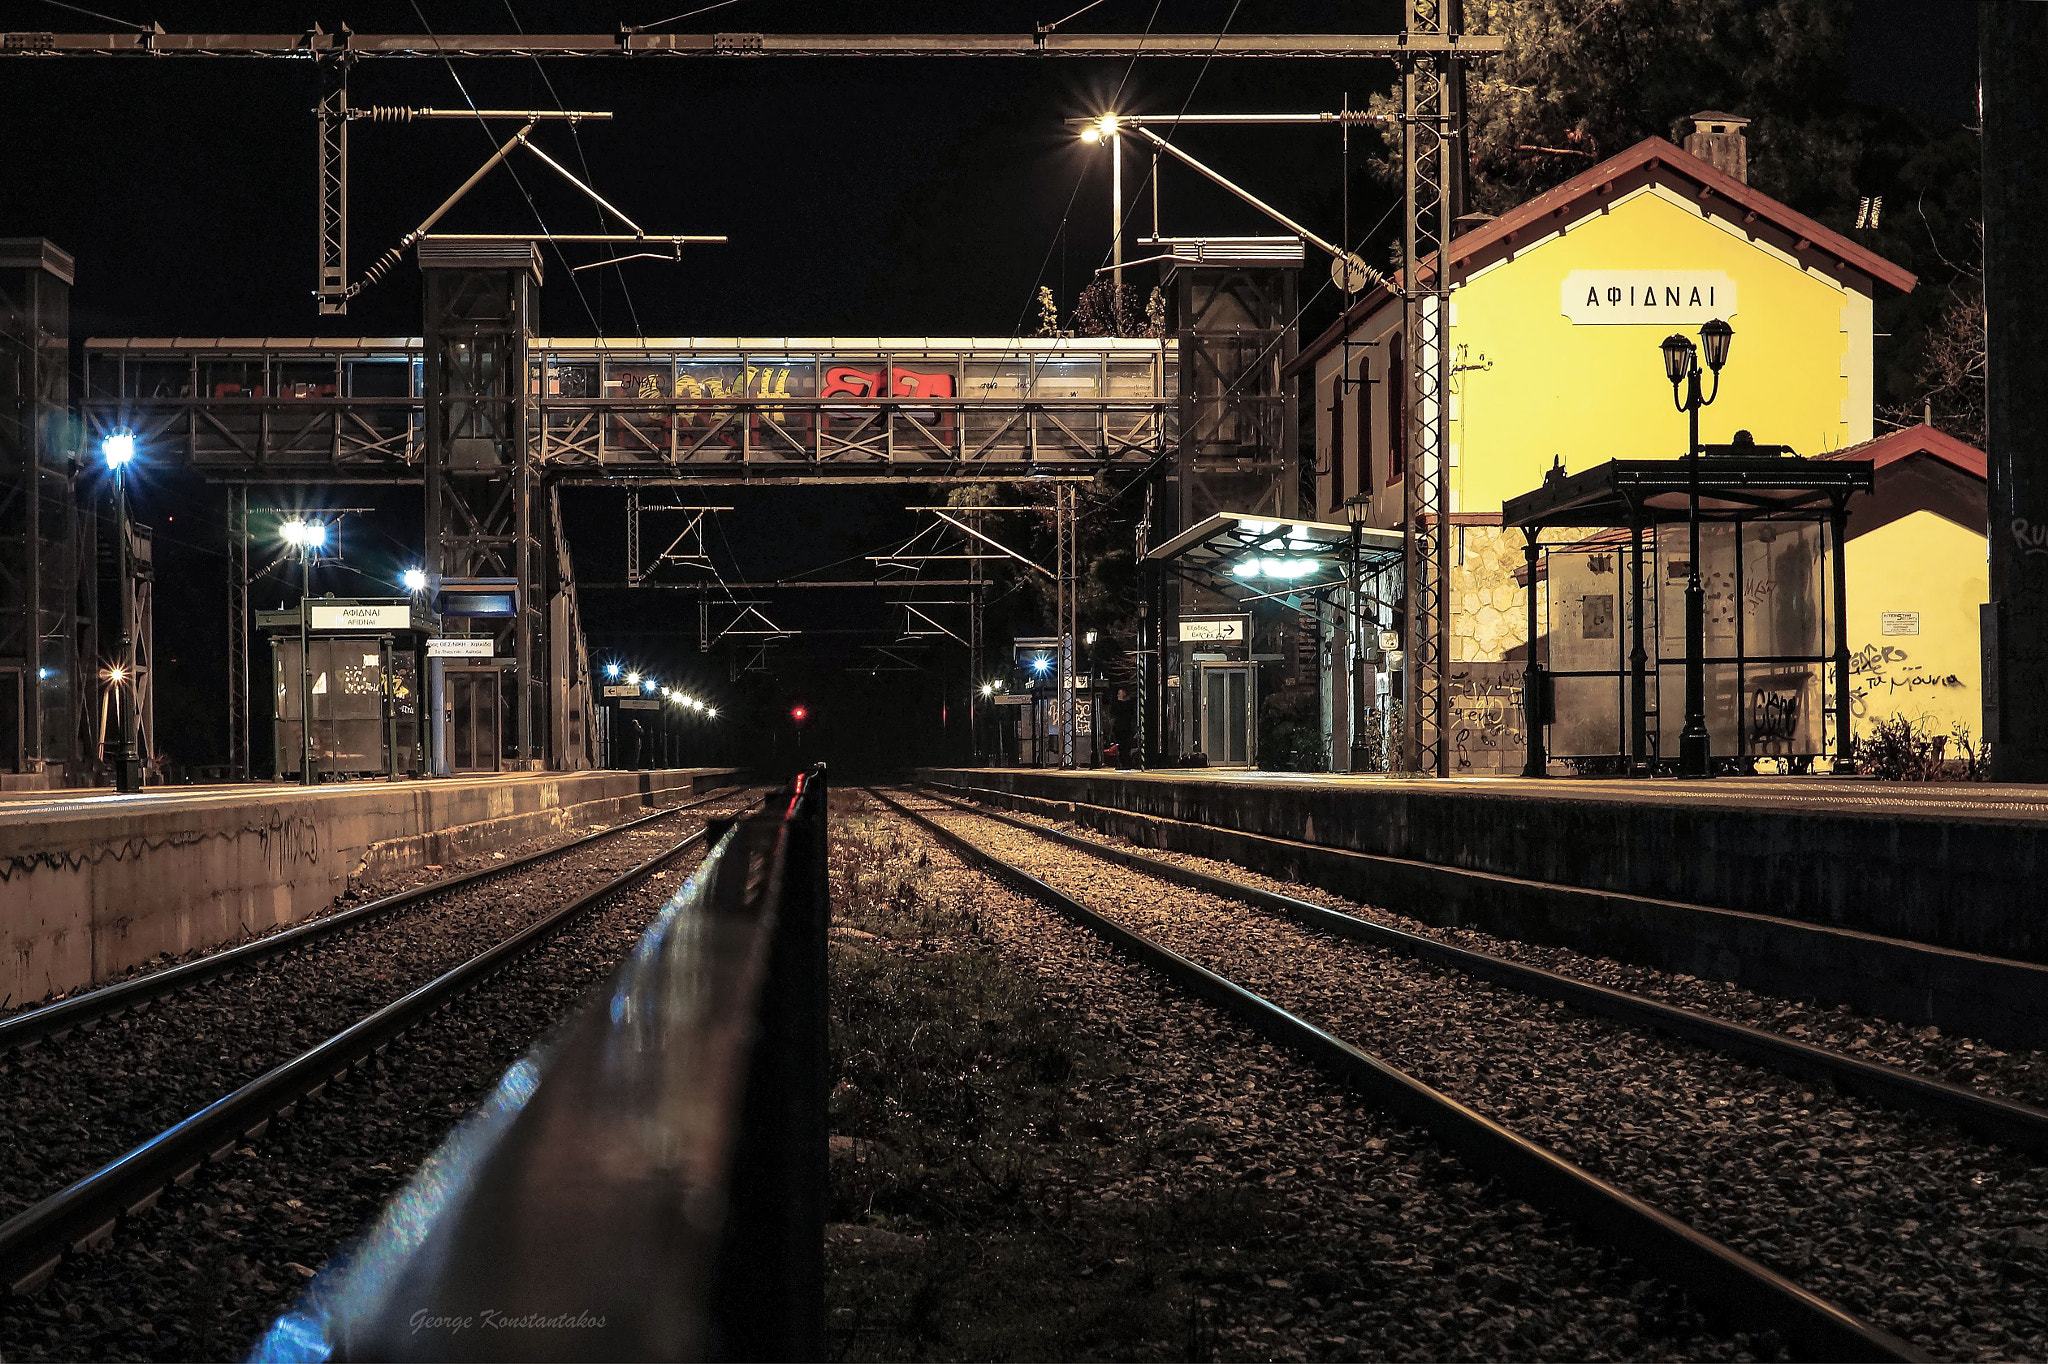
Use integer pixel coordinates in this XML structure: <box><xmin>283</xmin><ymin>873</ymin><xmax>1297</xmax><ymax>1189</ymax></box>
<box><xmin>981</xmin><ymin>682</ymin><xmax>994</xmax><ymax>696</ymax></box>
<box><xmin>401</xmin><ymin>567</ymin><xmax>428</xmax><ymax>593</ymax></box>
<box><xmin>1029</xmin><ymin>654</ymin><xmax>1052</xmax><ymax>675</ymax></box>
<box><xmin>642</xmin><ymin>678</ymin><xmax>658</xmax><ymax>693</ymax></box>
<box><xmin>626</xmin><ymin>671</ymin><xmax>640</xmax><ymax>685</ymax></box>
<box><xmin>605</xmin><ymin>662</ymin><xmax>621</xmax><ymax>679</ymax></box>
<box><xmin>792</xmin><ymin>705</ymin><xmax>808</xmax><ymax>724</ymax></box>
<box><xmin>707</xmin><ymin>707</ymin><xmax>718</xmax><ymax>718</ymax></box>
<box><xmin>101</xmin><ymin>430</ymin><xmax>137</xmax><ymax>471</ymax></box>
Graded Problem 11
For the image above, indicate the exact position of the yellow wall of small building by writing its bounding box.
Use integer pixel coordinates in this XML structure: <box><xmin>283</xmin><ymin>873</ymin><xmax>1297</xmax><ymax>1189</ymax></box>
<box><xmin>1844</xmin><ymin>509</ymin><xmax>1986</xmax><ymax>741</ymax></box>
<box><xmin>1314</xmin><ymin>181</ymin><xmax>1875</xmax><ymax>522</ymax></box>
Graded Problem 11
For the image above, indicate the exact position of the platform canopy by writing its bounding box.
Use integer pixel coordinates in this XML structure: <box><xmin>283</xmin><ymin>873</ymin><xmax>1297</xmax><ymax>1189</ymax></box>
<box><xmin>1503</xmin><ymin>455</ymin><xmax>1875</xmax><ymax>530</ymax></box>
<box><xmin>1146</xmin><ymin>512</ymin><xmax>1404</xmax><ymax>611</ymax></box>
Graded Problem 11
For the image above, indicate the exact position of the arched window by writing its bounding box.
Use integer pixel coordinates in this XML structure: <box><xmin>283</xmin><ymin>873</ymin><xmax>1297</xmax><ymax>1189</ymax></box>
<box><xmin>1329</xmin><ymin>366</ymin><xmax>1347</xmax><ymax>512</ymax></box>
<box><xmin>1387</xmin><ymin>333</ymin><xmax>1407</xmax><ymax>486</ymax></box>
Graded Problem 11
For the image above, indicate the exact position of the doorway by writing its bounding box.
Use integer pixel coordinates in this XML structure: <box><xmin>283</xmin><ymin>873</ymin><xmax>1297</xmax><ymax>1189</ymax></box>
<box><xmin>0</xmin><ymin>669</ymin><xmax>19</xmax><ymax>774</ymax></box>
<box><xmin>448</xmin><ymin>671</ymin><xmax>502</xmax><ymax>772</ymax></box>
<box><xmin>1199</xmin><ymin>663</ymin><xmax>1253</xmax><ymax>767</ymax></box>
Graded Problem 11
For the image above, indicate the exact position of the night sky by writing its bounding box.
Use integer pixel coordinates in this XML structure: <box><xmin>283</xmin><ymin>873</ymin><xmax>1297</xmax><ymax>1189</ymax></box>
<box><xmin>0</xmin><ymin>1</ymin><xmax>1978</xmax><ymax>775</ymax></box>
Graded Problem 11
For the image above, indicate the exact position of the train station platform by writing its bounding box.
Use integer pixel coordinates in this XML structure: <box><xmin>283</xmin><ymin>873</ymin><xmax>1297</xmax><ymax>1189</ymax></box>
<box><xmin>1</xmin><ymin>768</ymin><xmax>737</xmax><ymax>1012</ymax></box>
<box><xmin>921</xmin><ymin>767</ymin><xmax>2048</xmax><ymax>1045</ymax></box>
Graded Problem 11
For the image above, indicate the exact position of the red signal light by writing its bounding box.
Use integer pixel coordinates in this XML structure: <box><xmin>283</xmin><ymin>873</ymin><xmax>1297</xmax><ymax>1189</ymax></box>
<box><xmin>791</xmin><ymin>705</ymin><xmax>808</xmax><ymax>724</ymax></box>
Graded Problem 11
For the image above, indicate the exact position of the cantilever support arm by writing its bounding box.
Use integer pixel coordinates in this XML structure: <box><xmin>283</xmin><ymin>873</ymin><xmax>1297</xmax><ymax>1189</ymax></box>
<box><xmin>1126</xmin><ymin>124</ymin><xmax>1387</xmax><ymax>286</ymax></box>
<box><xmin>349</xmin><ymin>121</ymin><xmax>535</xmax><ymax>296</ymax></box>
<box><xmin>930</xmin><ymin>510</ymin><xmax>1055</xmax><ymax>578</ymax></box>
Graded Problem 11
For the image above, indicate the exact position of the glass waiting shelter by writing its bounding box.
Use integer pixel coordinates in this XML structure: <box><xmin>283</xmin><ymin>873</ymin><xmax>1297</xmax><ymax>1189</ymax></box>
<box><xmin>1145</xmin><ymin>513</ymin><xmax>1404</xmax><ymax>768</ymax></box>
<box><xmin>1502</xmin><ymin>451</ymin><xmax>1874</xmax><ymax>775</ymax></box>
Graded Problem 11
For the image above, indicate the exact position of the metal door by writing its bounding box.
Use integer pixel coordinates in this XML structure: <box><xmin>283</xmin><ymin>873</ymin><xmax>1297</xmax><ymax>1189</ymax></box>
<box><xmin>449</xmin><ymin>672</ymin><xmax>501</xmax><ymax>772</ymax></box>
<box><xmin>1199</xmin><ymin>664</ymin><xmax>1253</xmax><ymax>766</ymax></box>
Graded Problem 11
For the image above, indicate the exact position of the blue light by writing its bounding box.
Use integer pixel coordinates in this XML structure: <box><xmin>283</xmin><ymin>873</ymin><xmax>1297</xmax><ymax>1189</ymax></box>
<box><xmin>1030</xmin><ymin>655</ymin><xmax>1051</xmax><ymax>674</ymax></box>
<box><xmin>400</xmin><ymin>568</ymin><xmax>428</xmax><ymax>593</ymax></box>
<box><xmin>605</xmin><ymin>662</ymin><xmax>621</xmax><ymax>678</ymax></box>
<box><xmin>101</xmin><ymin>430</ymin><xmax>136</xmax><ymax>471</ymax></box>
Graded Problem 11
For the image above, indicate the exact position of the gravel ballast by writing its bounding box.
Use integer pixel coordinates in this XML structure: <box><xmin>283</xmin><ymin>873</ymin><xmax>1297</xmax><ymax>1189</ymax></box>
<box><xmin>0</xmin><ymin>796</ymin><xmax>759</xmax><ymax>1363</ymax></box>
<box><xmin>958</xmin><ymin>790</ymin><xmax>2048</xmax><ymax>1108</ymax></box>
<box><xmin>903</xmin><ymin>792</ymin><xmax>2048</xmax><ymax>1362</ymax></box>
<box><xmin>0</xmin><ymin>791</ymin><xmax>753</xmax><ymax>1225</ymax></box>
<box><xmin>842</xmin><ymin>792</ymin><xmax>1753</xmax><ymax>1361</ymax></box>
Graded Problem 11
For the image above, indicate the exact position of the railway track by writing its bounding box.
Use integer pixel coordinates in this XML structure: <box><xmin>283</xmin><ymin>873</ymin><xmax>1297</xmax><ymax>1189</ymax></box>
<box><xmin>0</xmin><ymin>784</ymin><xmax>742</xmax><ymax>1054</ymax></box>
<box><xmin>869</xmin><ymin>787</ymin><xmax>1969</xmax><ymax>1362</ymax></box>
<box><xmin>0</xmin><ymin>788</ymin><xmax>760</xmax><ymax>1301</ymax></box>
<box><xmin>911</xmin><ymin>784</ymin><xmax>2048</xmax><ymax>1155</ymax></box>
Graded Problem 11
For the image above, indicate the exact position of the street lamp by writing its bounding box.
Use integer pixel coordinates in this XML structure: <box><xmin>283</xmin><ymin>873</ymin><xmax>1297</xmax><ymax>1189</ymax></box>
<box><xmin>1078</xmin><ymin>113</ymin><xmax>1125</xmax><ymax>293</ymax></box>
<box><xmin>605</xmin><ymin>662</ymin><xmax>621</xmax><ymax>679</ymax></box>
<box><xmin>281</xmin><ymin>518</ymin><xmax>328</xmax><ymax>785</ymax></box>
<box><xmin>1661</xmin><ymin>319</ymin><xmax>1734</xmax><ymax>778</ymax></box>
<box><xmin>101</xmin><ymin>431</ymin><xmax>144</xmax><ymax>791</ymax></box>
<box><xmin>401</xmin><ymin>567</ymin><xmax>428</xmax><ymax>593</ymax></box>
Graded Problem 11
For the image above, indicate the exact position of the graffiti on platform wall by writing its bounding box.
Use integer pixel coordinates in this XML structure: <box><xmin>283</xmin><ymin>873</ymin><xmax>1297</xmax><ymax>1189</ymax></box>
<box><xmin>1447</xmin><ymin>661</ymin><xmax>1527</xmax><ymax>773</ymax></box>
<box><xmin>1847</xmin><ymin>642</ymin><xmax>1964</xmax><ymax>718</ymax></box>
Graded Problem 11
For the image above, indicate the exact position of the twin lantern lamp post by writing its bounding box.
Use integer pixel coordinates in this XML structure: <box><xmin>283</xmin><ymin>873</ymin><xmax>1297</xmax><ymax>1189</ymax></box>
<box><xmin>1660</xmin><ymin>317</ymin><xmax>1735</xmax><ymax>780</ymax></box>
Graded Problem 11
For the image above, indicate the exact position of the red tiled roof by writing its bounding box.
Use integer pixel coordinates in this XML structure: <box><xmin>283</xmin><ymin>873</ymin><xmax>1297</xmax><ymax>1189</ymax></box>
<box><xmin>1811</xmin><ymin>422</ymin><xmax>1986</xmax><ymax>480</ymax></box>
<box><xmin>1289</xmin><ymin>136</ymin><xmax>1918</xmax><ymax>378</ymax></box>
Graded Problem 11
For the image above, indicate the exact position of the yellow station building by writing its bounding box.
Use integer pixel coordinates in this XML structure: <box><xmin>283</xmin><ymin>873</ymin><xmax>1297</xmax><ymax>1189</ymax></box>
<box><xmin>1289</xmin><ymin>115</ymin><xmax>1990</xmax><ymax>767</ymax></box>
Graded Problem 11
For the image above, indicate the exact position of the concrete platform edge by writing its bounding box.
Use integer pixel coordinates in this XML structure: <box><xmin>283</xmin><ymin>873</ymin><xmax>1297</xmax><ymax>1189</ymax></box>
<box><xmin>0</xmin><ymin>769</ymin><xmax>738</xmax><ymax>1011</ymax></box>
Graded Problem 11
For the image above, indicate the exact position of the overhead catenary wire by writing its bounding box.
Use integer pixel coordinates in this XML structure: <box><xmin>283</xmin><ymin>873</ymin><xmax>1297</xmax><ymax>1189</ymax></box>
<box><xmin>501</xmin><ymin>0</ymin><xmax>649</xmax><ymax>341</ymax></box>
<box><xmin>405</xmin><ymin>0</ymin><xmax>610</xmax><ymax>339</ymax></box>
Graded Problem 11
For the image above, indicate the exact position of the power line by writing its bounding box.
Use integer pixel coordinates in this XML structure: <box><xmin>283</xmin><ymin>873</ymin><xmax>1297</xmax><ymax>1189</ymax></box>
<box><xmin>406</xmin><ymin>0</ymin><xmax>610</xmax><ymax>338</ymax></box>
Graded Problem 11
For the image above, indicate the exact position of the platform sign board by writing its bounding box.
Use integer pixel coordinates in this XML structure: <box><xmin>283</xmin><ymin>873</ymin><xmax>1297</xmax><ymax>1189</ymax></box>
<box><xmin>601</xmin><ymin>683</ymin><xmax>643</xmax><ymax>697</ymax></box>
<box><xmin>1178</xmin><ymin>615</ymin><xmax>1249</xmax><ymax>643</ymax></box>
<box><xmin>311</xmin><ymin>603</ymin><xmax>412</xmax><ymax>631</ymax></box>
<box><xmin>619</xmin><ymin>697</ymin><xmax>660</xmax><ymax>710</ymax></box>
<box><xmin>428</xmin><ymin>637</ymin><xmax>495</xmax><ymax>658</ymax></box>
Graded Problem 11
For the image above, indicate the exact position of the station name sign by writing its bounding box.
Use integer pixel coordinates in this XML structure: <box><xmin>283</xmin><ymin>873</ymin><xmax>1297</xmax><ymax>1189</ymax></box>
<box><xmin>309</xmin><ymin>603</ymin><xmax>412</xmax><ymax>631</ymax></box>
<box><xmin>1561</xmin><ymin>271</ymin><xmax>1736</xmax><ymax>325</ymax></box>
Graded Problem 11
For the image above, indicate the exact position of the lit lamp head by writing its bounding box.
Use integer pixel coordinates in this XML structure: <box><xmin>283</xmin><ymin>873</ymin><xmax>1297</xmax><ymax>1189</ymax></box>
<box><xmin>281</xmin><ymin>518</ymin><xmax>328</xmax><ymax>551</ymax></box>
<box><xmin>107</xmin><ymin>664</ymin><xmax>126</xmax><ymax>684</ymax></box>
<box><xmin>707</xmin><ymin>707</ymin><xmax>717</xmax><ymax>718</ymax></box>
<box><xmin>101</xmin><ymin>430</ymin><xmax>137</xmax><ymax>472</ymax></box>
<box><xmin>1697</xmin><ymin>318</ymin><xmax>1734</xmax><ymax>373</ymax></box>
<box><xmin>625</xmin><ymin>671</ymin><xmax>640</xmax><ymax>685</ymax></box>
<box><xmin>1660</xmin><ymin>333</ymin><xmax>1697</xmax><ymax>388</ymax></box>
<box><xmin>1079</xmin><ymin>113</ymin><xmax>1119</xmax><ymax>144</ymax></box>
<box><xmin>981</xmin><ymin>682</ymin><xmax>994</xmax><ymax>697</ymax></box>
<box><xmin>642</xmin><ymin>678</ymin><xmax>657</xmax><ymax>693</ymax></box>
<box><xmin>401</xmin><ymin>568</ymin><xmax>428</xmax><ymax>593</ymax></box>
<box><xmin>605</xmin><ymin>662</ymin><xmax>621</xmax><ymax>679</ymax></box>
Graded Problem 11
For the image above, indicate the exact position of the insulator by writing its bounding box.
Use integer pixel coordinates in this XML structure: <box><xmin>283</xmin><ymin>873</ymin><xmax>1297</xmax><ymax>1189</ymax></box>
<box><xmin>362</xmin><ymin>106</ymin><xmax>421</xmax><ymax>123</ymax></box>
<box><xmin>358</xmin><ymin>247</ymin><xmax>405</xmax><ymax>287</ymax></box>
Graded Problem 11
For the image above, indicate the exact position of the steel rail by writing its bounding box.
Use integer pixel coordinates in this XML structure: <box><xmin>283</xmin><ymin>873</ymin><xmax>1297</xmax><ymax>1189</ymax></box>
<box><xmin>0</xmin><ymin>786</ymin><xmax>744</xmax><ymax>1056</ymax></box>
<box><xmin>0</xmin><ymin>810</ymin><xmax>732</xmax><ymax>1298</ymax></box>
<box><xmin>869</xmin><ymin>788</ymin><xmax>1925</xmax><ymax>1364</ymax></box>
<box><xmin>914</xmin><ymin>783</ymin><xmax>2048</xmax><ymax>1158</ymax></box>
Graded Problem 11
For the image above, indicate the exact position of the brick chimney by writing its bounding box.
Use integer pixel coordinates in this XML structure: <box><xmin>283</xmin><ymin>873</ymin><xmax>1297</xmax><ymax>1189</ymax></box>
<box><xmin>1684</xmin><ymin>111</ymin><xmax>1750</xmax><ymax>184</ymax></box>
